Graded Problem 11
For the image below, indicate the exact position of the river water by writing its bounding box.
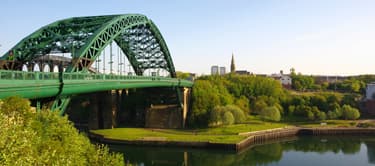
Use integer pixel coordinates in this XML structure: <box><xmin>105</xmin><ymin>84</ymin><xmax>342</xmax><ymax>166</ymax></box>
<box><xmin>108</xmin><ymin>136</ymin><xmax>375</xmax><ymax>166</ymax></box>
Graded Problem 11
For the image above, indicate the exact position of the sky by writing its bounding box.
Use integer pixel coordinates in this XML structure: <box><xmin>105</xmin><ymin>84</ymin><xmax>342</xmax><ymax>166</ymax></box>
<box><xmin>1</xmin><ymin>0</ymin><xmax>375</xmax><ymax>76</ymax></box>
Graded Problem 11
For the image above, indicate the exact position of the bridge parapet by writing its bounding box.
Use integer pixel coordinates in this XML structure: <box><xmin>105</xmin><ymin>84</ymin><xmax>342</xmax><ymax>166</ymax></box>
<box><xmin>0</xmin><ymin>70</ymin><xmax>193</xmax><ymax>86</ymax></box>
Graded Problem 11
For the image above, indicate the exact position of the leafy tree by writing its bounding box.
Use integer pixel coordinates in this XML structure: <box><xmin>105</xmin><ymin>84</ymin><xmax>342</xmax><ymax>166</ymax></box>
<box><xmin>189</xmin><ymin>80</ymin><xmax>220</xmax><ymax>126</ymax></box>
<box><xmin>176</xmin><ymin>71</ymin><xmax>191</xmax><ymax>80</ymax></box>
<box><xmin>291</xmin><ymin>73</ymin><xmax>315</xmax><ymax>91</ymax></box>
<box><xmin>288</xmin><ymin>105</ymin><xmax>295</xmax><ymax>116</ymax></box>
<box><xmin>0</xmin><ymin>97</ymin><xmax>124</xmax><ymax>165</ymax></box>
<box><xmin>224</xmin><ymin>105</ymin><xmax>246</xmax><ymax>124</ymax></box>
<box><xmin>307</xmin><ymin>111</ymin><xmax>315</xmax><ymax>121</ymax></box>
<box><xmin>341</xmin><ymin>105</ymin><xmax>360</xmax><ymax>120</ymax></box>
<box><xmin>327</xmin><ymin>108</ymin><xmax>342</xmax><ymax>120</ymax></box>
<box><xmin>254</xmin><ymin>99</ymin><xmax>268</xmax><ymax>114</ymax></box>
<box><xmin>209</xmin><ymin>106</ymin><xmax>223</xmax><ymax>126</ymax></box>
<box><xmin>317</xmin><ymin>111</ymin><xmax>327</xmax><ymax>121</ymax></box>
<box><xmin>234</xmin><ymin>96</ymin><xmax>250</xmax><ymax>114</ymax></box>
<box><xmin>222</xmin><ymin>111</ymin><xmax>235</xmax><ymax>125</ymax></box>
<box><xmin>260</xmin><ymin>106</ymin><xmax>281</xmax><ymax>122</ymax></box>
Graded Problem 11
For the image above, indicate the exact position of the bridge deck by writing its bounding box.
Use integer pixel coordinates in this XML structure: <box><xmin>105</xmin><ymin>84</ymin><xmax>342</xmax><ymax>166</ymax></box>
<box><xmin>0</xmin><ymin>70</ymin><xmax>193</xmax><ymax>99</ymax></box>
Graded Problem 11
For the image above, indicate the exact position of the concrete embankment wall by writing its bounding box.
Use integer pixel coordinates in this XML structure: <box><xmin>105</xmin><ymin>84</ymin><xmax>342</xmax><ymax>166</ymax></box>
<box><xmin>90</xmin><ymin>127</ymin><xmax>375</xmax><ymax>152</ymax></box>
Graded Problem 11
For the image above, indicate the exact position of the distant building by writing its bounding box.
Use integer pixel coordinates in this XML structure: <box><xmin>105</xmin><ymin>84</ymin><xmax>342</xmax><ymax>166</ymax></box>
<box><xmin>211</xmin><ymin>65</ymin><xmax>219</xmax><ymax>75</ymax></box>
<box><xmin>187</xmin><ymin>73</ymin><xmax>196</xmax><ymax>81</ymax></box>
<box><xmin>364</xmin><ymin>83</ymin><xmax>375</xmax><ymax>115</ymax></box>
<box><xmin>235</xmin><ymin>70</ymin><xmax>251</xmax><ymax>75</ymax></box>
<box><xmin>219</xmin><ymin>67</ymin><xmax>226</xmax><ymax>75</ymax></box>
<box><xmin>270</xmin><ymin>72</ymin><xmax>292</xmax><ymax>89</ymax></box>
<box><xmin>230</xmin><ymin>53</ymin><xmax>235</xmax><ymax>73</ymax></box>
<box><xmin>314</xmin><ymin>75</ymin><xmax>348</xmax><ymax>84</ymax></box>
<box><xmin>366</xmin><ymin>83</ymin><xmax>375</xmax><ymax>100</ymax></box>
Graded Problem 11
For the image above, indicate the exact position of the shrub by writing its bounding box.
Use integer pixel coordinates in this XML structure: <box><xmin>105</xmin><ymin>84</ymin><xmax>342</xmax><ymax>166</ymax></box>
<box><xmin>341</xmin><ymin>105</ymin><xmax>360</xmax><ymax>120</ymax></box>
<box><xmin>317</xmin><ymin>111</ymin><xmax>326</xmax><ymax>121</ymax></box>
<box><xmin>209</xmin><ymin>106</ymin><xmax>223</xmax><ymax>126</ymax></box>
<box><xmin>222</xmin><ymin>111</ymin><xmax>235</xmax><ymax>125</ymax></box>
<box><xmin>260</xmin><ymin>106</ymin><xmax>281</xmax><ymax>122</ymax></box>
<box><xmin>307</xmin><ymin>111</ymin><xmax>315</xmax><ymax>121</ymax></box>
<box><xmin>224</xmin><ymin>105</ymin><xmax>246</xmax><ymax>124</ymax></box>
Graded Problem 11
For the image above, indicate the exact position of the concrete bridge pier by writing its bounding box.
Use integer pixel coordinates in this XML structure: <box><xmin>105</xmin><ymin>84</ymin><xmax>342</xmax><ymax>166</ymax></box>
<box><xmin>67</xmin><ymin>87</ymin><xmax>191</xmax><ymax>130</ymax></box>
<box><xmin>144</xmin><ymin>87</ymin><xmax>191</xmax><ymax>129</ymax></box>
<box><xmin>182</xmin><ymin>87</ymin><xmax>191</xmax><ymax>128</ymax></box>
<box><xmin>88</xmin><ymin>90</ymin><xmax>121</xmax><ymax>129</ymax></box>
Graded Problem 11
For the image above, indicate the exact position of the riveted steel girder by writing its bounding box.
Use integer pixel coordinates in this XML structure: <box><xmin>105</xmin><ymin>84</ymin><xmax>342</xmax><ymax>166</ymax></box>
<box><xmin>0</xmin><ymin>14</ymin><xmax>176</xmax><ymax>77</ymax></box>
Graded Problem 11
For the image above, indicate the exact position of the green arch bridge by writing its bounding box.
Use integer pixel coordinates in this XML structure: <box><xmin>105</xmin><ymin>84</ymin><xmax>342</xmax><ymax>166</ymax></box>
<box><xmin>0</xmin><ymin>14</ymin><xmax>193</xmax><ymax>119</ymax></box>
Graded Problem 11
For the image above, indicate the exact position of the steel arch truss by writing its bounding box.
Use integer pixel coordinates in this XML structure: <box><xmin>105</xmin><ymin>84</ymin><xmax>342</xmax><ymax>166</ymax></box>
<box><xmin>0</xmin><ymin>14</ymin><xmax>176</xmax><ymax>77</ymax></box>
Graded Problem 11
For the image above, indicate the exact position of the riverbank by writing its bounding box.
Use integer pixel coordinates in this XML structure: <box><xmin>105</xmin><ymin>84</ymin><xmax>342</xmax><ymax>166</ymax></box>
<box><xmin>90</xmin><ymin>120</ymin><xmax>375</xmax><ymax>151</ymax></box>
<box><xmin>90</xmin><ymin>127</ymin><xmax>375</xmax><ymax>151</ymax></box>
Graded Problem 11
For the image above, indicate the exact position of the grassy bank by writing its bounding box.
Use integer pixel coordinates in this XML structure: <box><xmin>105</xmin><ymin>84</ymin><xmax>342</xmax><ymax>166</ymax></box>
<box><xmin>91</xmin><ymin>120</ymin><xmax>288</xmax><ymax>143</ymax></box>
<box><xmin>91</xmin><ymin>120</ymin><xmax>370</xmax><ymax>144</ymax></box>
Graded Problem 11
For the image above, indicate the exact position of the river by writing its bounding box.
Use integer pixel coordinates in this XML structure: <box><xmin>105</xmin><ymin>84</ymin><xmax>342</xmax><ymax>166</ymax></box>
<box><xmin>108</xmin><ymin>136</ymin><xmax>375</xmax><ymax>166</ymax></box>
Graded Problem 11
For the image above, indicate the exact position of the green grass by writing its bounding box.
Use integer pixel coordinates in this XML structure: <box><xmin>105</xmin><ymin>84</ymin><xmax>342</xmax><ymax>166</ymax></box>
<box><xmin>289</xmin><ymin>120</ymin><xmax>357</xmax><ymax>128</ymax></box>
<box><xmin>92</xmin><ymin>128</ymin><xmax>246</xmax><ymax>143</ymax></box>
<box><xmin>91</xmin><ymin>119</ymin><xmax>364</xmax><ymax>144</ymax></box>
<box><xmin>91</xmin><ymin>120</ymin><xmax>289</xmax><ymax>144</ymax></box>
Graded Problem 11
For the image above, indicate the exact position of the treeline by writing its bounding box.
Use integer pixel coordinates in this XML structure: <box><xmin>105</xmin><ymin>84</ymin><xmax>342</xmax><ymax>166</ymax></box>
<box><xmin>289</xmin><ymin>70</ymin><xmax>375</xmax><ymax>93</ymax></box>
<box><xmin>188</xmin><ymin>74</ymin><xmax>361</xmax><ymax>127</ymax></box>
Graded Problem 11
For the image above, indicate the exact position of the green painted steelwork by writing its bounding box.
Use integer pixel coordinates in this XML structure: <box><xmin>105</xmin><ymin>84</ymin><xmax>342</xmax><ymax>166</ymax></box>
<box><xmin>0</xmin><ymin>70</ymin><xmax>192</xmax><ymax>100</ymax></box>
<box><xmin>0</xmin><ymin>14</ymin><xmax>176</xmax><ymax>76</ymax></box>
<box><xmin>0</xmin><ymin>14</ymin><xmax>190</xmax><ymax>113</ymax></box>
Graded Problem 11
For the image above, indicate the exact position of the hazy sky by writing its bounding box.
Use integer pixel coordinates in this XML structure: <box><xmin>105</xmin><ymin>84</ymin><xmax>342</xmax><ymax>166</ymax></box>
<box><xmin>1</xmin><ymin>0</ymin><xmax>375</xmax><ymax>75</ymax></box>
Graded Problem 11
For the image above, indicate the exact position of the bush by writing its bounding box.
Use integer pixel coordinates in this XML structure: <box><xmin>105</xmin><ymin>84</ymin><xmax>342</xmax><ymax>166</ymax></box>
<box><xmin>224</xmin><ymin>105</ymin><xmax>246</xmax><ymax>124</ymax></box>
<box><xmin>208</xmin><ymin>106</ymin><xmax>223</xmax><ymax>126</ymax></box>
<box><xmin>307</xmin><ymin>111</ymin><xmax>315</xmax><ymax>121</ymax></box>
<box><xmin>317</xmin><ymin>111</ymin><xmax>326</xmax><ymax>121</ymax></box>
<box><xmin>341</xmin><ymin>105</ymin><xmax>360</xmax><ymax>120</ymax></box>
<box><xmin>0</xmin><ymin>97</ymin><xmax>124</xmax><ymax>165</ymax></box>
<box><xmin>260</xmin><ymin>106</ymin><xmax>281</xmax><ymax>122</ymax></box>
<box><xmin>222</xmin><ymin>111</ymin><xmax>235</xmax><ymax>125</ymax></box>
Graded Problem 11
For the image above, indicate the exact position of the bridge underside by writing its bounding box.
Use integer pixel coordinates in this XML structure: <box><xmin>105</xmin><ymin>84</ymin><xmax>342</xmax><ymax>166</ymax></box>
<box><xmin>66</xmin><ymin>87</ymin><xmax>191</xmax><ymax>129</ymax></box>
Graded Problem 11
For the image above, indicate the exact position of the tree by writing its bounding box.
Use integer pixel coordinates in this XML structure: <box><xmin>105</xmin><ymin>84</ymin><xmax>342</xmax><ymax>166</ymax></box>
<box><xmin>209</xmin><ymin>106</ymin><xmax>223</xmax><ymax>126</ymax></box>
<box><xmin>341</xmin><ymin>105</ymin><xmax>360</xmax><ymax>120</ymax></box>
<box><xmin>234</xmin><ymin>96</ymin><xmax>250</xmax><ymax>114</ymax></box>
<box><xmin>222</xmin><ymin>111</ymin><xmax>235</xmax><ymax>125</ymax></box>
<box><xmin>176</xmin><ymin>71</ymin><xmax>191</xmax><ymax>80</ymax></box>
<box><xmin>224</xmin><ymin>105</ymin><xmax>246</xmax><ymax>124</ymax></box>
<box><xmin>0</xmin><ymin>97</ymin><xmax>124</xmax><ymax>165</ymax></box>
<box><xmin>254</xmin><ymin>99</ymin><xmax>268</xmax><ymax>114</ymax></box>
<box><xmin>259</xmin><ymin>106</ymin><xmax>281</xmax><ymax>122</ymax></box>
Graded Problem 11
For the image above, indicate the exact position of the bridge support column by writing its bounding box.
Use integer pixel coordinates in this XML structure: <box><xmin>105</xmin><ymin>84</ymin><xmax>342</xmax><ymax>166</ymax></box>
<box><xmin>87</xmin><ymin>91</ymin><xmax>121</xmax><ymax>129</ymax></box>
<box><xmin>182</xmin><ymin>88</ymin><xmax>191</xmax><ymax>128</ymax></box>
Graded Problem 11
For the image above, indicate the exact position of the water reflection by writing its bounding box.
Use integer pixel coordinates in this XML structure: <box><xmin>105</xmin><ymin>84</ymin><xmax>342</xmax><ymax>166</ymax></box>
<box><xmin>108</xmin><ymin>136</ymin><xmax>375</xmax><ymax>166</ymax></box>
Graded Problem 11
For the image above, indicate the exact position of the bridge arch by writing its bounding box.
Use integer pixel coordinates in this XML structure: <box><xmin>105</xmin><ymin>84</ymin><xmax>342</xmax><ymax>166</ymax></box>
<box><xmin>0</xmin><ymin>14</ymin><xmax>176</xmax><ymax>77</ymax></box>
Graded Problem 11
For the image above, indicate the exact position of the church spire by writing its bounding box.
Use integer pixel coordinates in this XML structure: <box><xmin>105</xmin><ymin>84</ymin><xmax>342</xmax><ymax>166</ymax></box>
<box><xmin>230</xmin><ymin>53</ymin><xmax>236</xmax><ymax>73</ymax></box>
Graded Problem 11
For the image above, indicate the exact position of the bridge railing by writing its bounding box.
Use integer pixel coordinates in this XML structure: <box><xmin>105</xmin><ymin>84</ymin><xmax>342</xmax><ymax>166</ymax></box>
<box><xmin>0</xmin><ymin>70</ymin><xmax>179</xmax><ymax>82</ymax></box>
<box><xmin>0</xmin><ymin>70</ymin><xmax>59</xmax><ymax>80</ymax></box>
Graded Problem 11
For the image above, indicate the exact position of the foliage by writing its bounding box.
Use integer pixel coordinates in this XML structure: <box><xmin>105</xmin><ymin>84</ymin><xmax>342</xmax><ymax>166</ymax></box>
<box><xmin>225</xmin><ymin>105</ymin><xmax>246</xmax><ymax>124</ymax></box>
<box><xmin>176</xmin><ymin>71</ymin><xmax>191</xmax><ymax>80</ymax></box>
<box><xmin>0</xmin><ymin>97</ymin><xmax>124</xmax><ymax>165</ymax></box>
<box><xmin>259</xmin><ymin>106</ymin><xmax>281</xmax><ymax>122</ymax></box>
<box><xmin>189</xmin><ymin>74</ymin><xmax>284</xmax><ymax>127</ymax></box>
<box><xmin>341</xmin><ymin>105</ymin><xmax>360</xmax><ymax>120</ymax></box>
<box><xmin>222</xmin><ymin>111</ymin><xmax>235</xmax><ymax>125</ymax></box>
<box><xmin>189</xmin><ymin>73</ymin><xmax>362</xmax><ymax>126</ymax></box>
<box><xmin>291</xmin><ymin>73</ymin><xmax>315</xmax><ymax>91</ymax></box>
<box><xmin>208</xmin><ymin>105</ymin><xmax>245</xmax><ymax>126</ymax></box>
